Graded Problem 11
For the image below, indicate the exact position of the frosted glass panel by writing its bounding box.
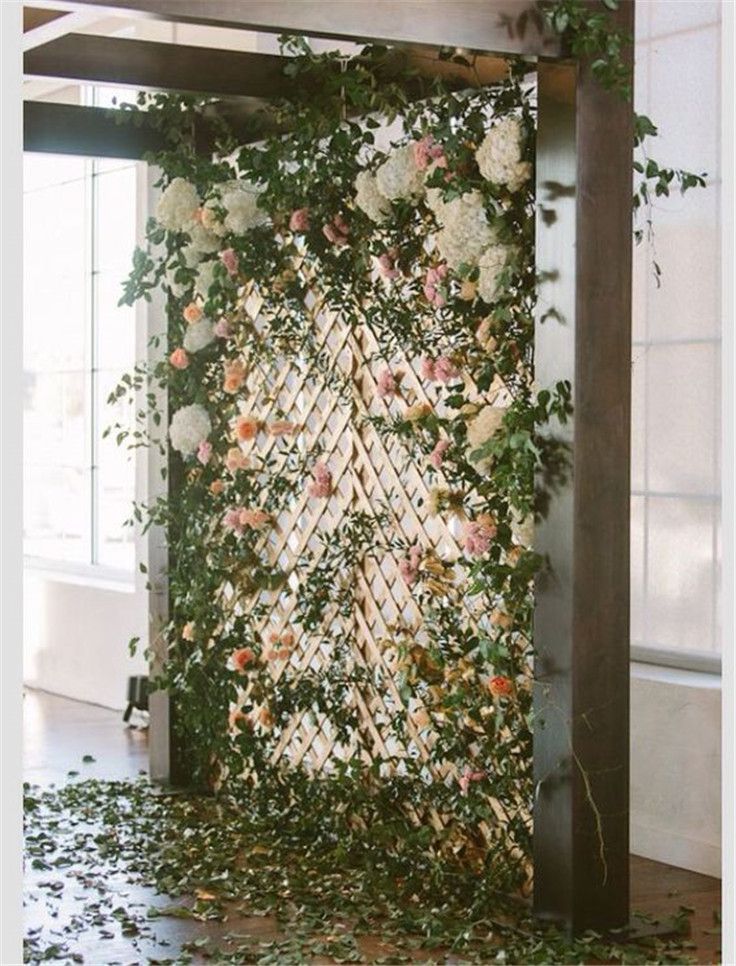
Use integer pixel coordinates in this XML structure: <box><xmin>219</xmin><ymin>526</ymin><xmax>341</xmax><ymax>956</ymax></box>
<box><xmin>646</xmin><ymin>342</ymin><xmax>717</xmax><ymax>495</ymax></box>
<box><xmin>646</xmin><ymin>498</ymin><xmax>716</xmax><ymax>654</ymax></box>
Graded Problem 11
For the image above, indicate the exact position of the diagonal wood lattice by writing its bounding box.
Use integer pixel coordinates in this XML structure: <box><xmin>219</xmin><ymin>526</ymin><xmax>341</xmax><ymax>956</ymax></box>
<box><xmin>223</xmin><ymin>255</ymin><xmax>532</xmax><ymax>874</ymax></box>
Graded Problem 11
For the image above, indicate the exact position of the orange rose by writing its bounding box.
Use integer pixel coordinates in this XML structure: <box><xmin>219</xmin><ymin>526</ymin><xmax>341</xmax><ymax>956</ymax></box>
<box><xmin>488</xmin><ymin>675</ymin><xmax>513</xmax><ymax>698</ymax></box>
<box><xmin>234</xmin><ymin>416</ymin><xmax>259</xmax><ymax>441</ymax></box>
<box><xmin>223</xmin><ymin>359</ymin><xmax>246</xmax><ymax>394</ymax></box>
<box><xmin>229</xmin><ymin>647</ymin><xmax>256</xmax><ymax>673</ymax></box>
<box><xmin>183</xmin><ymin>302</ymin><xmax>203</xmax><ymax>325</ymax></box>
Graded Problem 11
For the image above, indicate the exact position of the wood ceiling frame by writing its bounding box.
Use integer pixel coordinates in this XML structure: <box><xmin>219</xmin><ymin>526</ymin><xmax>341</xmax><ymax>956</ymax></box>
<box><xmin>22</xmin><ymin>0</ymin><xmax>634</xmax><ymax>936</ymax></box>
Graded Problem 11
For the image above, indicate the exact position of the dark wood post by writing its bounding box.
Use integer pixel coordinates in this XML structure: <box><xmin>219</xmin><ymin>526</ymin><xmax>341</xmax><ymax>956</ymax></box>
<box><xmin>533</xmin><ymin>0</ymin><xmax>634</xmax><ymax>933</ymax></box>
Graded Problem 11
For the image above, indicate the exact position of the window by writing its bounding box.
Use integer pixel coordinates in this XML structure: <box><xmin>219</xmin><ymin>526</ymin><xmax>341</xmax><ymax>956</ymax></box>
<box><xmin>23</xmin><ymin>150</ymin><xmax>140</xmax><ymax>576</ymax></box>
<box><xmin>631</xmin><ymin>1</ymin><xmax>722</xmax><ymax>673</ymax></box>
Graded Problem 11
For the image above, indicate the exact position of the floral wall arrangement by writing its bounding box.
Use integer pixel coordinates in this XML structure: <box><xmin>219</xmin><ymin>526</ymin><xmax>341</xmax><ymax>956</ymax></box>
<box><xmin>115</xmin><ymin>46</ymin><xmax>573</xmax><ymax>893</ymax></box>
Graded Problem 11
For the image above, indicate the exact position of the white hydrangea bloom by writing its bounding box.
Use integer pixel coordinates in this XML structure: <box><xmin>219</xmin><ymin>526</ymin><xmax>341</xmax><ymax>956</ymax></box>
<box><xmin>194</xmin><ymin>260</ymin><xmax>217</xmax><ymax>300</ymax></box>
<box><xmin>219</xmin><ymin>181</ymin><xmax>268</xmax><ymax>234</ymax></box>
<box><xmin>434</xmin><ymin>191</ymin><xmax>495</xmax><ymax>270</ymax></box>
<box><xmin>466</xmin><ymin>404</ymin><xmax>506</xmax><ymax>469</ymax></box>
<box><xmin>475</xmin><ymin>117</ymin><xmax>532</xmax><ymax>192</ymax></box>
<box><xmin>186</xmin><ymin>222</ymin><xmax>221</xmax><ymax>254</ymax></box>
<box><xmin>375</xmin><ymin>144</ymin><xmax>424</xmax><ymax>201</ymax></box>
<box><xmin>182</xmin><ymin>244</ymin><xmax>204</xmax><ymax>268</ymax></box>
<box><xmin>477</xmin><ymin>244</ymin><xmax>509</xmax><ymax>303</ymax></box>
<box><xmin>200</xmin><ymin>199</ymin><xmax>228</xmax><ymax>238</ymax></box>
<box><xmin>169</xmin><ymin>404</ymin><xmax>211</xmax><ymax>456</ymax></box>
<box><xmin>183</xmin><ymin>319</ymin><xmax>215</xmax><ymax>353</ymax></box>
<box><xmin>354</xmin><ymin>170</ymin><xmax>391</xmax><ymax>223</ymax></box>
<box><xmin>156</xmin><ymin>177</ymin><xmax>199</xmax><ymax>232</ymax></box>
<box><xmin>165</xmin><ymin>264</ymin><xmax>189</xmax><ymax>299</ymax></box>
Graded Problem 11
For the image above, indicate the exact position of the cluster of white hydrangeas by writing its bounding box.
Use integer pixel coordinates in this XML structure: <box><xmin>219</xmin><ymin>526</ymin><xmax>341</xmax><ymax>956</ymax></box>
<box><xmin>194</xmin><ymin>260</ymin><xmax>217</xmax><ymax>300</ymax></box>
<box><xmin>477</xmin><ymin>244</ymin><xmax>509</xmax><ymax>304</ymax></box>
<box><xmin>183</xmin><ymin>319</ymin><xmax>215</xmax><ymax>354</ymax></box>
<box><xmin>186</xmin><ymin>222</ymin><xmax>220</xmax><ymax>255</ymax></box>
<box><xmin>354</xmin><ymin>170</ymin><xmax>391</xmax><ymax>224</ymax></box>
<box><xmin>219</xmin><ymin>181</ymin><xmax>268</xmax><ymax>234</ymax></box>
<box><xmin>375</xmin><ymin>144</ymin><xmax>424</xmax><ymax>201</ymax></box>
<box><xmin>169</xmin><ymin>404</ymin><xmax>211</xmax><ymax>456</ymax></box>
<box><xmin>474</xmin><ymin>117</ymin><xmax>532</xmax><ymax>192</ymax></box>
<box><xmin>156</xmin><ymin>177</ymin><xmax>199</xmax><ymax>232</ymax></box>
<box><xmin>433</xmin><ymin>191</ymin><xmax>496</xmax><ymax>271</ymax></box>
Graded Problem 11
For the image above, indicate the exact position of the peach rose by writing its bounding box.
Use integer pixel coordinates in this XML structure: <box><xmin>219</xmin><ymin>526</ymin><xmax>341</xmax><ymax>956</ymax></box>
<box><xmin>183</xmin><ymin>302</ymin><xmax>203</xmax><ymax>325</ymax></box>
<box><xmin>223</xmin><ymin>359</ymin><xmax>246</xmax><ymax>394</ymax></box>
<box><xmin>239</xmin><ymin>508</ymin><xmax>270</xmax><ymax>530</ymax></box>
<box><xmin>225</xmin><ymin>447</ymin><xmax>249</xmax><ymax>473</ymax></box>
<box><xmin>210</xmin><ymin>480</ymin><xmax>225</xmax><ymax>496</ymax></box>
<box><xmin>169</xmin><ymin>347</ymin><xmax>190</xmax><ymax>369</ymax></box>
<box><xmin>234</xmin><ymin>415</ymin><xmax>259</xmax><ymax>441</ymax></box>
<box><xmin>490</xmin><ymin>608</ymin><xmax>514</xmax><ymax>630</ymax></box>
<box><xmin>228</xmin><ymin>647</ymin><xmax>256</xmax><ymax>673</ymax></box>
<box><xmin>488</xmin><ymin>675</ymin><xmax>513</xmax><ymax>698</ymax></box>
<box><xmin>228</xmin><ymin>706</ymin><xmax>249</xmax><ymax>735</ymax></box>
<box><xmin>182</xmin><ymin>622</ymin><xmax>195</xmax><ymax>641</ymax></box>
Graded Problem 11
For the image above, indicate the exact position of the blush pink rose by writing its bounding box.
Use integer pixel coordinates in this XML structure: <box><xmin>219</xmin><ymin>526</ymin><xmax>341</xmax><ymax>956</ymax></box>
<box><xmin>169</xmin><ymin>347</ymin><xmax>189</xmax><ymax>370</ymax></box>
<box><xmin>307</xmin><ymin>461</ymin><xmax>332</xmax><ymax>498</ymax></box>
<box><xmin>423</xmin><ymin>265</ymin><xmax>448</xmax><ymax>308</ymax></box>
<box><xmin>458</xmin><ymin>767</ymin><xmax>486</xmax><ymax>795</ymax></box>
<box><xmin>219</xmin><ymin>248</ymin><xmax>239</xmax><ymax>277</ymax></box>
<box><xmin>223</xmin><ymin>507</ymin><xmax>244</xmax><ymax>534</ymax></box>
<box><xmin>376</xmin><ymin>368</ymin><xmax>400</xmax><ymax>399</ymax></box>
<box><xmin>413</xmin><ymin>135</ymin><xmax>446</xmax><ymax>171</ymax></box>
<box><xmin>322</xmin><ymin>213</ymin><xmax>350</xmax><ymax>246</ymax></box>
<box><xmin>224</xmin><ymin>447</ymin><xmax>249</xmax><ymax>473</ymax></box>
<box><xmin>239</xmin><ymin>508</ymin><xmax>270</xmax><ymax>530</ymax></box>
<box><xmin>376</xmin><ymin>252</ymin><xmax>400</xmax><ymax>280</ymax></box>
<box><xmin>268</xmin><ymin>420</ymin><xmax>298</xmax><ymax>437</ymax></box>
<box><xmin>434</xmin><ymin>356</ymin><xmax>459</xmax><ymax>383</ymax></box>
<box><xmin>214</xmin><ymin>318</ymin><xmax>232</xmax><ymax>339</ymax></box>
<box><xmin>429</xmin><ymin>438</ymin><xmax>450</xmax><ymax>469</ymax></box>
<box><xmin>461</xmin><ymin>515</ymin><xmax>497</xmax><ymax>557</ymax></box>
<box><xmin>289</xmin><ymin>207</ymin><xmax>310</xmax><ymax>232</ymax></box>
<box><xmin>196</xmin><ymin>440</ymin><xmax>212</xmax><ymax>465</ymax></box>
<box><xmin>399</xmin><ymin>545</ymin><xmax>423</xmax><ymax>586</ymax></box>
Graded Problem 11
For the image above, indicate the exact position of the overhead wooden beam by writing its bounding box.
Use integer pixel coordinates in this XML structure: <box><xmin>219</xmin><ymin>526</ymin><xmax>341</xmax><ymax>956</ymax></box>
<box><xmin>24</xmin><ymin>0</ymin><xmax>561</xmax><ymax>57</ymax></box>
<box><xmin>25</xmin><ymin>33</ymin><xmax>292</xmax><ymax>98</ymax></box>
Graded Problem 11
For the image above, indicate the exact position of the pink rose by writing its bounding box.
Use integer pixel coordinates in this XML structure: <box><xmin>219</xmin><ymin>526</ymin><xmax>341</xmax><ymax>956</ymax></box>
<box><xmin>223</xmin><ymin>507</ymin><xmax>244</xmax><ymax>534</ymax></box>
<box><xmin>322</xmin><ymin>213</ymin><xmax>349</xmax><ymax>247</ymax></box>
<box><xmin>429</xmin><ymin>438</ymin><xmax>450</xmax><ymax>469</ymax></box>
<box><xmin>423</xmin><ymin>265</ymin><xmax>448</xmax><ymax>308</ymax></box>
<box><xmin>376</xmin><ymin>368</ymin><xmax>399</xmax><ymax>399</ymax></box>
<box><xmin>419</xmin><ymin>357</ymin><xmax>436</xmax><ymax>381</ymax></box>
<box><xmin>219</xmin><ymin>248</ymin><xmax>239</xmax><ymax>277</ymax></box>
<box><xmin>413</xmin><ymin>135</ymin><xmax>446</xmax><ymax>171</ymax></box>
<box><xmin>434</xmin><ymin>356</ymin><xmax>459</xmax><ymax>383</ymax></box>
<box><xmin>224</xmin><ymin>447</ymin><xmax>249</xmax><ymax>473</ymax></box>
<box><xmin>197</xmin><ymin>440</ymin><xmax>212</xmax><ymax>465</ymax></box>
<box><xmin>289</xmin><ymin>207</ymin><xmax>310</xmax><ymax>232</ymax></box>
<box><xmin>399</xmin><ymin>545</ymin><xmax>422</xmax><ymax>586</ymax></box>
<box><xmin>376</xmin><ymin>252</ymin><xmax>400</xmax><ymax>280</ymax></box>
<box><xmin>169</xmin><ymin>347</ymin><xmax>189</xmax><ymax>370</ymax></box>
<box><xmin>458</xmin><ymin>767</ymin><xmax>486</xmax><ymax>795</ymax></box>
<box><xmin>214</xmin><ymin>319</ymin><xmax>232</xmax><ymax>339</ymax></box>
<box><xmin>461</xmin><ymin>515</ymin><xmax>497</xmax><ymax>557</ymax></box>
<box><xmin>307</xmin><ymin>461</ymin><xmax>332</xmax><ymax>498</ymax></box>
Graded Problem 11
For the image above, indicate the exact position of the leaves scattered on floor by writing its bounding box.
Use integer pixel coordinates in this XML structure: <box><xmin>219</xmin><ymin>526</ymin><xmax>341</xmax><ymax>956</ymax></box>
<box><xmin>24</xmin><ymin>778</ymin><xmax>703</xmax><ymax>964</ymax></box>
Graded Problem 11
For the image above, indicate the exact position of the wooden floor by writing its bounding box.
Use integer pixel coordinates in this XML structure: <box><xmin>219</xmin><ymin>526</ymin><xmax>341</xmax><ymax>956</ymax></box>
<box><xmin>23</xmin><ymin>689</ymin><xmax>723</xmax><ymax>964</ymax></box>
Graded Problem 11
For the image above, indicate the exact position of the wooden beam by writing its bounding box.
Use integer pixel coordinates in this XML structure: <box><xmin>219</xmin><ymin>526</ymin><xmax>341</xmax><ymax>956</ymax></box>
<box><xmin>24</xmin><ymin>7</ymin><xmax>67</xmax><ymax>32</ymax></box>
<box><xmin>25</xmin><ymin>0</ymin><xmax>561</xmax><ymax>57</ymax></box>
<box><xmin>533</xmin><ymin>0</ymin><xmax>633</xmax><ymax>934</ymax></box>
<box><xmin>25</xmin><ymin>33</ymin><xmax>292</xmax><ymax>98</ymax></box>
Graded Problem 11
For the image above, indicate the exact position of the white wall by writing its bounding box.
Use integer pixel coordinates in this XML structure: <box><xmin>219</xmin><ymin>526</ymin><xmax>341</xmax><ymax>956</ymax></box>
<box><xmin>23</xmin><ymin>572</ymin><xmax>148</xmax><ymax>710</ymax></box>
<box><xmin>631</xmin><ymin>664</ymin><xmax>721</xmax><ymax>877</ymax></box>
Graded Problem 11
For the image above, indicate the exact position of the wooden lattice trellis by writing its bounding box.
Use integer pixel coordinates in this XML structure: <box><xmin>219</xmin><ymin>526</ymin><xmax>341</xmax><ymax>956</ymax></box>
<box><xmin>218</xmin><ymin>253</ymin><xmax>532</xmax><ymax>873</ymax></box>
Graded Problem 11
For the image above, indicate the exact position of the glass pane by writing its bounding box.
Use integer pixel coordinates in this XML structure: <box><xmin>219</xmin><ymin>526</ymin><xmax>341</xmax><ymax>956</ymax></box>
<box><xmin>95</xmin><ymin>271</ymin><xmax>136</xmax><ymax>370</ymax></box>
<box><xmin>24</xmin><ymin>176</ymin><xmax>88</xmax><ymax>373</ymax></box>
<box><xmin>24</xmin><ymin>153</ymin><xmax>86</xmax><ymax>193</ymax></box>
<box><xmin>94</xmin><ymin>164</ymin><xmax>138</xmax><ymax>275</ymax></box>
<box><xmin>646</xmin><ymin>497</ymin><xmax>717</xmax><ymax>655</ymax></box>
<box><xmin>23</xmin><ymin>371</ymin><xmax>89</xmax><ymax>471</ymax></box>
<box><xmin>23</xmin><ymin>464</ymin><xmax>90</xmax><ymax>564</ymax></box>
